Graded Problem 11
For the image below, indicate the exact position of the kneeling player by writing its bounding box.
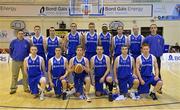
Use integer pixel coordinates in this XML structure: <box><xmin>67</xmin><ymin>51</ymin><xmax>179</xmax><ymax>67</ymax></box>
<box><xmin>24</xmin><ymin>46</ymin><xmax>46</xmax><ymax>100</ymax></box>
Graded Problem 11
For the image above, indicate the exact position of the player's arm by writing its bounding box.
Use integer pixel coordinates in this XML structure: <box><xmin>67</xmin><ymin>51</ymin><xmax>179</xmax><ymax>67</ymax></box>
<box><xmin>60</xmin><ymin>58</ymin><xmax>69</xmax><ymax>80</ymax></box>
<box><xmin>98</xmin><ymin>35</ymin><xmax>101</xmax><ymax>45</ymax></box>
<box><xmin>113</xmin><ymin>57</ymin><xmax>118</xmax><ymax>83</ymax></box>
<box><xmin>153</xmin><ymin>57</ymin><xmax>159</xmax><ymax>78</ymax></box>
<box><xmin>111</xmin><ymin>37</ymin><xmax>115</xmax><ymax>56</ymax></box>
<box><xmin>47</xmin><ymin>59</ymin><xmax>53</xmax><ymax>87</ymax></box>
<box><xmin>29</xmin><ymin>37</ymin><xmax>33</xmax><ymax>46</ymax></box>
<box><xmin>136</xmin><ymin>57</ymin><xmax>144</xmax><ymax>84</ymax></box>
<box><xmin>41</xmin><ymin>58</ymin><xmax>46</xmax><ymax>74</ymax></box>
<box><xmin>84</xmin><ymin>58</ymin><xmax>90</xmax><ymax>74</ymax></box>
<box><xmin>81</xmin><ymin>33</ymin><xmax>86</xmax><ymax>49</ymax></box>
<box><xmin>90</xmin><ymin>56</ymin><xmax>95</xmax><ymax>75</ymax></box>
<box><xmin>132</xmin><ymin>57</ymin><xmax>137</xmax><ymax>78</ymax></box>
<box><xmin>68</xmin><ymin>58</ymin><xmax>75</xmax><ymax>73</ymax></box>
<box><xmin>23</xmin><ymin>58</ymin><xmax>28</xmax><ymax>76</ymax></box>
<box><xmin>103</xmin><ymin>56</ymin><xmax>110</xmax><ymax>78</ymax></box>
<box><xmin>44</xmin><ymin>38</ymin><xmax>47</xmax><ymax>53</ymax></box>
<box><xmin>110</xmin><ymin>34</ymin><xmax>113</xmax><ymax>57</ymax></box>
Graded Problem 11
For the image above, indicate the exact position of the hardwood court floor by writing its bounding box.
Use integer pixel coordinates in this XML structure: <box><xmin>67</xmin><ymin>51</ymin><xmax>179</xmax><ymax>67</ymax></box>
<box><xmin>0</xmin><ymin>61</ymin><xmax>180</xmax><ymax>110</ymax></box>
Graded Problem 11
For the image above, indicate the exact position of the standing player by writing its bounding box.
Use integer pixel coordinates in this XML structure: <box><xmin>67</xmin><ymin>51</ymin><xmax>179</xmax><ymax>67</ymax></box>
<box><xmin>129</xmin><ymin>25</ymin><xmax>144</xmax><ymax>59</ymax></box>
<box><xmin>48</xmin><ymin>47</ymin><xmax>68</xmax><ymax>100</ymax></box>
<box><xmin>136</xmin><ymin>43</ymin><xmax>163</xmax><ymax>100</ymax></box>
<box><xmin>83</xmin><ymin>22</ymin><xmax>99</xmax><ymax>61</ymax></box>
<box><xmin>9</xmin><ymin>30</ymin><xmax>30</xmax><ymax>94</ymax></box>
<box><xmin>24</xmin><ymin>46</ymin><xmax>46</xmax><ymax>100</ymax></box>
<box><xmin>30</xmin><ymin>25</ymin><xmax>46</xmax><ymax>60</ymax></box>
<box><xmin>99</xmin><ymin>24</ymin><xmax>112</xmax><ymax>56</ymax></box>
<box><xmin>69</xmin><ymin>45</ymin><xmax>91</xmax><ymax>102</ymax></box>
<box><xmin>45</xmin><ymin>27</ymin><xmax>62</xmax><ymax>64</ymax></box>
<box><xmin>112</xmin><ymin>26</ymin><xmax>128</xmax><ymax>60</ymax></box>
<box><xmin>90</xmin><ymin>45</ymin><xmax>113</xmax><ymax>102</ymax></box>
<box><xmin>64</xmin><ymin>23</ymin><xmax>82</xmax><ymax>61</ymax></box>
<box><xmin>114</xmin><ymin>45</ymin><xmax>139</xmax><ymax>100</ymax></box>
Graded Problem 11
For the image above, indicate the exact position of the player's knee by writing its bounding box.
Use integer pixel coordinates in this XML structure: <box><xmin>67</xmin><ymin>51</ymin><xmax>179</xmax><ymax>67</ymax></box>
<box><xmin>157</xmin><ymin>80</ymin><xmax>163</xmax><ymax>86</ymax></box>
<box><xmin>106</xmin><ymin>76</ymin><xmax>113</xmax><ymax>83</ymax></box>
<box><xmin>40</xmin><ymin>77</ymin><xmax>46</xmax><ymax>84</ymax></box>
<box><xmin>61</xmin><ymin>79</ymin><xmax>67</xmax><ymax>84</ymax></box>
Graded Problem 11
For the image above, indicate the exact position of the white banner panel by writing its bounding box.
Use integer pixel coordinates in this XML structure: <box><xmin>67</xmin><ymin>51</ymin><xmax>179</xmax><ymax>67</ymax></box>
<box><xmin>0</xmin><ymin>5</ymin><xmax>69</xmax><ymax>16</ymax></box>
<box><xmin>0</xmin><ymin>54</ymin><xmax>9</xmax><ymax>63</ymax></box>
<box><xmin>0</xmin><ymin>30</ymin><xmax>15</xmax><ymax>43</ymax></box>
<box><xmin>104</xmin><ymin>5</ymin><xmax>152</xmax><ymax>17</ymax></box>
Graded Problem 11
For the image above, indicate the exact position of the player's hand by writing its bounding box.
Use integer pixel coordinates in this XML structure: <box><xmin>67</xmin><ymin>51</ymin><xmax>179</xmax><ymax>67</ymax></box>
<box><xmin>132</xmin><ymin>74</ymin><xmax>137</xmax><ymax>78</ymax></box>
<box><xmin>60</xmin><ymin>75</ymin><xmax>66</xmax><ymax>80</ymax></box>
<box><xmin>100</xmin><ymin>77</ymin><xmax>105</xmax><ymax>83</ymax></box>
<box><xmin>50</xmin><ymin>82</ymin><xmax>54</xmax><ymax>88</ymax></box>
<box><xmin>140</xmin><ymin>79</ymin><xmax>145</xmax><ymax>85</ymax></box>
<box><xmin>154</xmin><ymin>76</ymin><xmax>159</xmax><ymax>81</ymax></box>
<box><xmin>114</xmin><ymin>78</ymin><xmax>118</xmax><ymax>84</ymax></box>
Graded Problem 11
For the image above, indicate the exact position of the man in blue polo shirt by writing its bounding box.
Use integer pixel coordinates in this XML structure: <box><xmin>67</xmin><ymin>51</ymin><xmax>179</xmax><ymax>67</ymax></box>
<box><xmin>143</xmin><ymin>24</ymin><xmax>164</xmax><ymax>93</ymax></box>
<box><xmin>9</xmin><ymin>30</ymin><xmax>30</xmax><ymax>94</ymax></box>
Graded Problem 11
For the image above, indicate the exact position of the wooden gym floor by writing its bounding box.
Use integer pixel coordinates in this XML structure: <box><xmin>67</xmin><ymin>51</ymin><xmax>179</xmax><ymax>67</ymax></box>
<box><xmin>0</xmin><ymin>61</ymin><xmax>180</xmax><ymax>110</ymax></box>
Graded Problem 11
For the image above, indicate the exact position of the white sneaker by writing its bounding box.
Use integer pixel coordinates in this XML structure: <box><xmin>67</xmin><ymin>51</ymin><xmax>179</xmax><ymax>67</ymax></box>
<box><xmin>40</xmin><ymin>91</ymin><xmax>44</xmax><ymax>101</ymax></box>
<box><xmin>79</xmin><ymin>95</ymin><xmax>85</xmax><ymax>100</ymax></box>
<box><xmin>130</xmin><ymin>92</ymin><xmax>136</xmax><ymax>100</ymax></box>
<box><xmin>85</xmin><ymin>95</ymin><xmax>92</xmax><ymax>103</ymax></box>
<box><xmin>66</xmin><ymin>88</ymin><xmax>75</xmax><ymax>96</ymax></box>
<box><xmin>115</xmin><ymin>95</ymin><xmax>126</xmax><ymax>101</ymax></box>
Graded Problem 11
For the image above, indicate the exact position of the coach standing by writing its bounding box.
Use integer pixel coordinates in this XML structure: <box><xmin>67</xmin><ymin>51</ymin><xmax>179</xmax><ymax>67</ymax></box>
<box><xmin>143</xmin><ymin>24</ymin><xmax>164</xmax><ymax>93</ymax></box>
<box><xmin>9</xmin><ymin>30</ymin><xmax>30</xmax><ymax>94</ymax></box>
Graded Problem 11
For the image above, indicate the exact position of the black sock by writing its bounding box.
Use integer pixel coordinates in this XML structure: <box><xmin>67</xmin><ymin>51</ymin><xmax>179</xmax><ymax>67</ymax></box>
<box><xmin>107</xmin><ymin>82</ymin><xmax>113</xmax><ymax>93</ymax></box>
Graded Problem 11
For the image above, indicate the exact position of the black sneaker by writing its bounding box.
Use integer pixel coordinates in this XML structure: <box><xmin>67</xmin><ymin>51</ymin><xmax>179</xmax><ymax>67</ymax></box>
<box><xmin>150</xmin><ymin>92</ymin><xmax>158</xmax><ymax>100</ymax></box>
<box><xmin>62</xmin><ymin>92</ymin><xmax>67</xmax><ymax>100</ymax></box>
<box><xmin>10</xmin><ymin>90</ymin><xmax>16</xmax><ymax>94</ymax></box>
<box><xmin>108</xmin><ymin>93</ymin><xmax>113</xmax><ymax>102</ymax></box>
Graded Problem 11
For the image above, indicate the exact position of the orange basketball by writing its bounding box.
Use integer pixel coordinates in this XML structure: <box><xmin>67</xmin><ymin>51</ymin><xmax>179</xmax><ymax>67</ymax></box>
<box><xmin>74</xmin><ymin>64</ymin><xmax>83</xmax><ymax>74</ymax></box>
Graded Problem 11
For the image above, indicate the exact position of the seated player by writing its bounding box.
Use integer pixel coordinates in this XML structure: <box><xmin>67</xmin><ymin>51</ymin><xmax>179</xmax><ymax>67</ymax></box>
<box><xmin>114</xmin><ymin>45</ymin><xmax>139</xmax><ymax>100</ymax></box>
<box><xmin>90</xmin><ymin>45</ymin><xmax>113</xmax><ymax>102</ymax></box>
<box><xmin>48</xmin><ymin>46</ymin><xmax>68</xmax><ymax>100</ymax></box>
<box><xmin>24</xmin><ymin>46</ymin><xmax>46</xmax><ymax>100</ymax></box>
<box><xmin>69</xmin><ymin>45</ymin><xmax>91</xmax><ymax>102</ymax></box>
<box><xmin>136</xmin><ymin>43</ymin><xmax>163</xmax><ymax>100</ymax></box>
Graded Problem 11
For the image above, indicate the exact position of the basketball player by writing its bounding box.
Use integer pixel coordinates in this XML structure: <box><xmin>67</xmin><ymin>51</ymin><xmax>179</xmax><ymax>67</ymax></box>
<box><xmin>136</xmin><ymin>43</ymin><xmax>163</xmax><ymax>100</ymax></box>
<box><xmin>90</xmin><ymin>45</ymin><xmax>113</xmax><ymax>102</ymax></box>
<box><xmin>143</xmin><ymin>24</ymin><xmax>164</xmax><ymax>94</ymax></box>
<box><xmin>83</xmin><ymin>22</ymin><xmax>100</xmax><ymax>61</ymax></box>
<box><xmin>128</xmin><ymin>25</ymin><xmax>144</xmax><ymax>60</ymax></box>
<box><xmin>99</xmin><ymin>24</ymin><xmax>112</xmax><ymax>56</ymax></box>
<box><xmin>48</xmin><ymin>47</ymin><xmax>68</xmax><ymax>100</ymax></box>
<box><xmin>45</xmin><ymin>27</ymin><xmax>62</xmax><ymax>63</ymax></box>
<box><xmin>24</xmin><ymin>46</ymin><xmax>46</xmax><ymax>100</ymax></box>
<box><xmin>112</xmin><ymin>26</ymin><xmax>128</xmax><ymax>60</ymax></box>
<box><xmin>114</xmin><ymin>45</ymin><xmax>139</xmax><ymax>100</ymax></box>
<box><xmin>30</xmin><ymin>25</ymin><xmax>46</xmax><ymax>60</ymax></box>
<box><xmin>69</xmin><ymin>45</ymin><xmax>91</xmax><ymax>102</ymax></box>
<box><xmin>64</xmin><ymin>23</ymin><xmax>82</xmax><ymax>61</ymax></box>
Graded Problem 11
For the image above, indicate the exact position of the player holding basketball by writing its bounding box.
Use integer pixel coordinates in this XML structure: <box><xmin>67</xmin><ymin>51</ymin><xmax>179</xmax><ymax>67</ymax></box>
<box><xmin>99</xmin><ymin>24</ymin><xmax>112</xmax><ymax>57</ymax></box>
<box><xmin>82</xmin><ymin>22</ymin><xmax>100</xmax><ymax>61</ymax></box>
<box><xmin>24</xmin><ymin>46</ymin><xmax>46</xmax><ymax>100</ymax></box>
<box><xmin>69</xmin><ymin>45</ymin><xmax>91</xmax><ymax>102</ymax></box>
<box><xmin>128</xmin><ymin>25</ymin><xmax>144</xmax><ymax>60</ymax></box>
<box><xmin>90</xmin><ymin>45</ymin><xmax>113</xmax><ymax>101</ymax></box>
<box><xmin>136</xmin><ymin>43</ymin><xmax>163</xmax><ymax>100</ymax></box>
<box><xmin>30</xmin><ymin>25</ymin><xmax>46</xmax><ymax>61</ymax></box>
<box><xmin>112</xmin><ymin>26</ymin><xmax>128</xmax><ymax>60</ymax></box>
<box><xmin>64</xmin><ymin>23</ymin><xmax>82</xmax><ymax>61</ymax></box>
<box><xmin>114</xmin><ymin>45</ymin><xmax>139</xmax><ymax>100</ymax></box>
<box><xmin>48</xmin><ymin>46</ymin><xmax>68</xmax><ymax>100</ymax></box>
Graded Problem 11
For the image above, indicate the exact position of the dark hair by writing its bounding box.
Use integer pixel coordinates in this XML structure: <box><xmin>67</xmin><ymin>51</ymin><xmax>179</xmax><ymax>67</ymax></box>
<box><xmin>96</xmin><ymin>45</ymin><xmax>103</xmax><ymax>49</ymax></box>
<box><xmin>31</xmin><ymin>45</ymin><xmax>38</xmax><ymax>49</ymax></box>
<box><xmin>89</xmin><ymin>22</ymin><xmax>95</xmax><ymax>26</ymax></box>
<box><xmin>117</xmin><ymin>26</ymin><xmax>124</xmax><ymax>30</ymax></box>
<box><xmin>76</xmin><ymin>45</ymin><xmax>84</xmax><ymax>50</ymax></box>
<box><xmin>71</xmin><ymin>23</ymin><xmax>77</xmax><ymax>27</ymax></box>
<box><xmin>34</xmin><ymin>25</ymin><xmax>41</xmax><ymax>29</ymax></box>
<box><xmin>55</xmin><ymin>46</ymin><xmax>62</xmax><ymax>50</ymax></box>
<box><xmin>141</xmin><ymin>43</ymin><xmax>150</xmax><ymax>48</ymax></box>
<box><xmin>150</xmin><ymin>24</ymin><xmax>157</xmax><ymax>27</ymax></box>
<box><xmin>121</xmin><ymin>45</ymin><xmax>128</xmax><ymax>49</ymax></box>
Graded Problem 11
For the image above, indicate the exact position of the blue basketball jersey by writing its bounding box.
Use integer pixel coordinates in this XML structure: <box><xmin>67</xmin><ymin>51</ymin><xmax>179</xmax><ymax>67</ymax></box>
<box><xmin>94</xmin><ymin>55</ymin><xmax>107</xmax><ymax>77</ymax></box>
<box><xmin>85</xmin><ymin>32</ymin><xmax>98</xmax><ymax>53</ymax></box>
<box><xmin>99</xmin><ymin>32</ymin><xmax>111</xmax><ymax>55</ymax></box>
<box><xmin>140</xmin><ymin>54</ymin><xmax>154</xmax><ymax>77</ymax></box>
<box><xmin>27</xmin><ymin>55</ymin><xmax>43</xmax><ymax>77</ymax></box>
<box><xmin>114</xmin><ymin>35</ymin><xmax>127</xmax><ymax>55</ymax></box>
<box><xmin>68</xmin><ymin>32</ymin><xmax>80</xmax><ymax>54</ymax></box>
<box><xmin>47</xmin><ymin>36</ymin><xmax>59</xmax><ymax>56</ymax></box>
<box><xmin>117</xmin><ymin>55</ymin><xmax>133</xmax><ymax>79</ymax></box>
<box><xmin>32</xmin><ymin>36</ymin><xmax>45</xmax><ymax>55</ymax></box>
<box><xmin>50</xmin><ymin>56</ymin><xmax>66</xmax><ymax>78</ymax></box>
<box><xmin>129</xmin><ymin>35</ymin><xmax>143</xmax><ymax>55</ymax></box>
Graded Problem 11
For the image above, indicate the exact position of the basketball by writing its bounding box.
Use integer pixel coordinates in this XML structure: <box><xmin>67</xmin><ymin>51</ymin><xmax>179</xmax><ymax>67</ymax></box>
<box><xmin>74</xmin><ymin>64</ymin><xmax>84</xmax><ymax>74</ymax></box>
